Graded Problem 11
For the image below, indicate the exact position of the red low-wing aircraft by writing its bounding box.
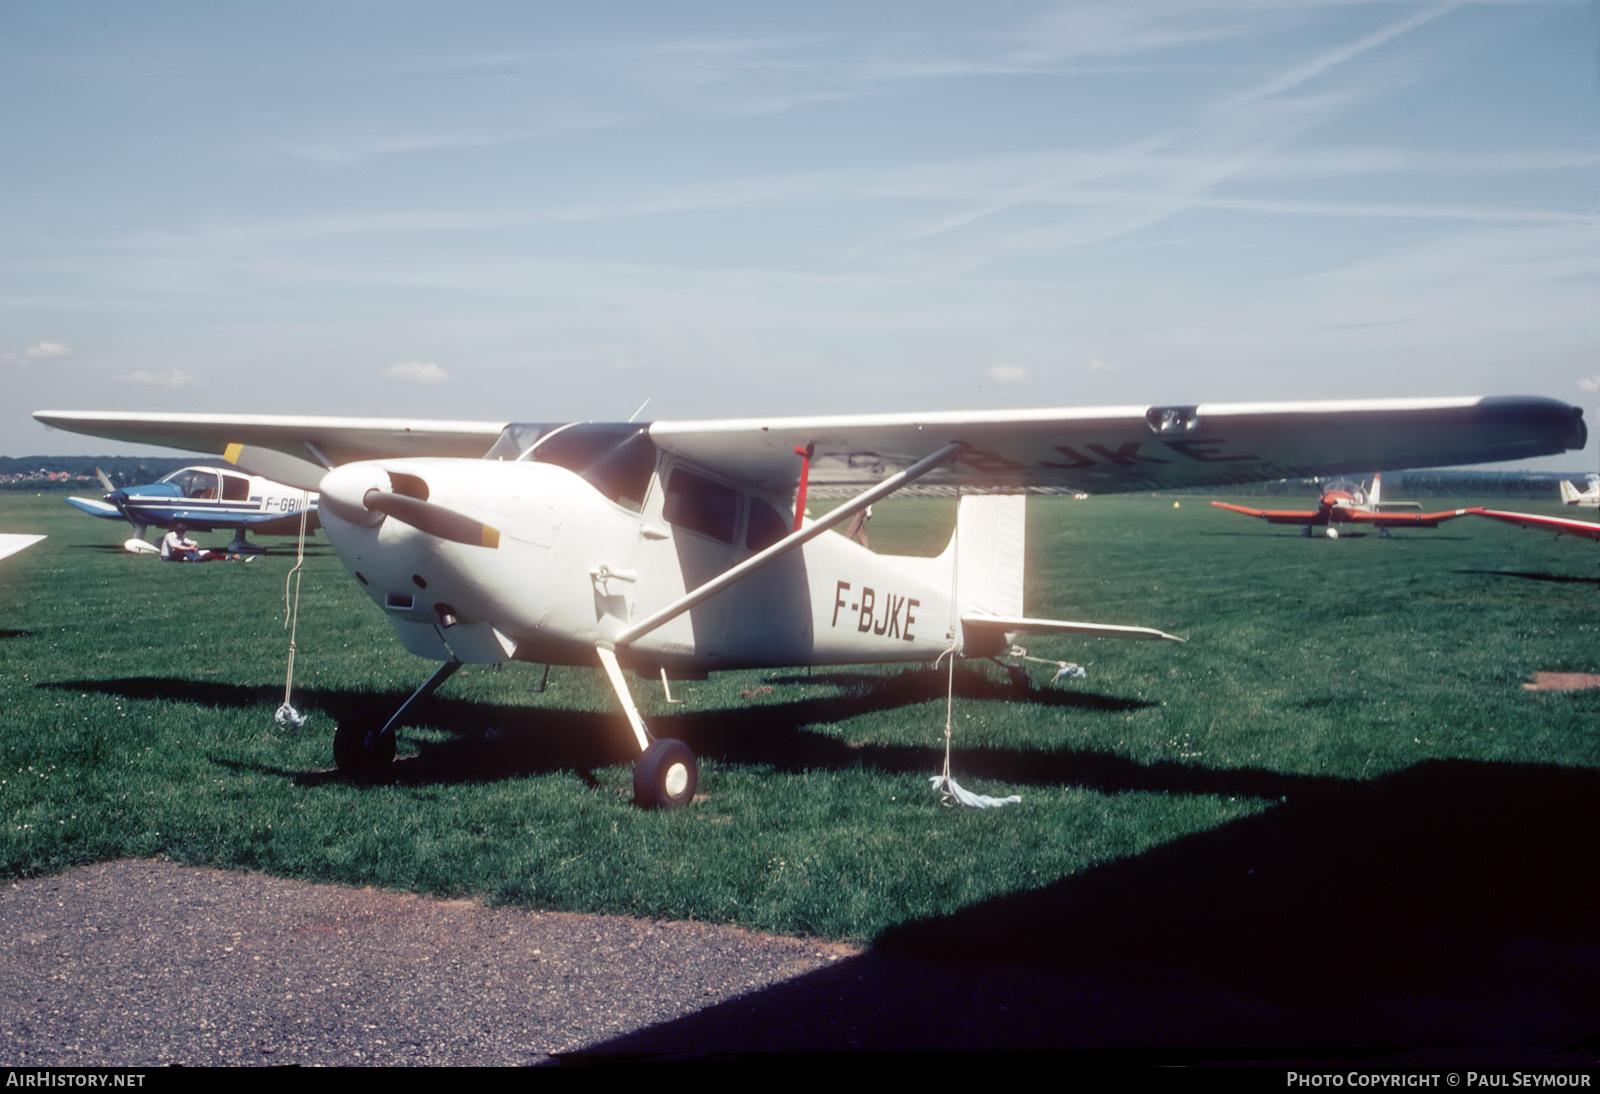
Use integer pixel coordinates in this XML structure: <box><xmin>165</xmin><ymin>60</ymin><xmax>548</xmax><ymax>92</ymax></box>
<box><xmin>34</xmin><ymin>396</ymin><xmax>1587</xmax><ymax>808</ymax></box>
<box><xmin>1210</xmin><ymin>473</ymin><xmax>1470</xmax><ymax>538</ymax></box>
<box><xmin>1466</xmin><ymin>507</ymin><xmax>1600</xmax><ymax>541</ymax></box>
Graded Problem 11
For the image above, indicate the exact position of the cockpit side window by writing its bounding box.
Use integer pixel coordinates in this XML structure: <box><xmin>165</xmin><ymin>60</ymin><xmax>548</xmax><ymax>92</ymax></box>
<box><xmin>164</xmin><ymin>468</ymin><xmax>220</xmax><ymax>500</ymax></box>
<box><xmin>664</xmin><ymin>466</ymin><xmax>741</xmax><ymax>544</ymax></box>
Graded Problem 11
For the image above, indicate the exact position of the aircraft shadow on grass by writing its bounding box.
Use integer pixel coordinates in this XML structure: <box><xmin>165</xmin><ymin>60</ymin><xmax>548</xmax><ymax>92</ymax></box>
<box><xmin>67</xmin><ymin>542</ymin><xmax>337</xmax><ymax>558</ymax></box>
<box><xmin>45</xmin><ymin>668</ymin><xmax>1325</xmax><ymax>802</ymax></box>
<box><xmin>1455</xmin><ymin>568</ymin><xmax>1600</xmax><ymax>587</ymax></box>
<box><xmin>41</xmin><ymin>675</ymin><xmax>1599</xmax><ymax>1059</ymax></box>
<box><xmin>1199</xmin><ymin>530</ymin><xmax>1475</xmax><ymax>542</ymax></box>
<box><xmin>568</xmin><ymin>758</ymin><xmax>1600</xmax><ymax>1062</ymax></box>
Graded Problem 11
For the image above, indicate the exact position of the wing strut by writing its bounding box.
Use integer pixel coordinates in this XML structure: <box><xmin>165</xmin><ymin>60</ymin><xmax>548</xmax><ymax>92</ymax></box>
<box><xmin>615</xmin><ymin>440</ymin><xmax>966</xmax><ymax>647</ymax></box>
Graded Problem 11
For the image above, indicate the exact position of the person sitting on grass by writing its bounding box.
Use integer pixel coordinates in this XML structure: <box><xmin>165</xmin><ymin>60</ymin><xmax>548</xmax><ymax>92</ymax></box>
<box><xmin>160</xmin><ymin>523</ymin><xmax>213</xmax><ymax>562</ymax></box>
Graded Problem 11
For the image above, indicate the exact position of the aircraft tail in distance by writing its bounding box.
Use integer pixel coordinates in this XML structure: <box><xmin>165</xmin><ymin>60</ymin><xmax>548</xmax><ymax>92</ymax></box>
<box><xmin>1558</xmin><ymin>479</ymin><xmax>1599</xmax><ymax>506</ymax></box>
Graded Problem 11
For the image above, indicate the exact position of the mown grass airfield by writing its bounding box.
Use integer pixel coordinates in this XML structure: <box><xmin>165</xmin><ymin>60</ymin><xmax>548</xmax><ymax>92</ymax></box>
<box><xmin>3</xmin><ymin>488</ymin><xmax>1597</xmax><ymax>1054</ymax></box>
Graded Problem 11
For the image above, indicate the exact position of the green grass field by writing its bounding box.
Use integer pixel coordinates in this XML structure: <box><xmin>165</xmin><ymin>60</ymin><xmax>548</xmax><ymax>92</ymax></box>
<box><xmin>1</xmin><ymin>491</ymin><xmax>1595</xmax><ymax>942</ymax></box>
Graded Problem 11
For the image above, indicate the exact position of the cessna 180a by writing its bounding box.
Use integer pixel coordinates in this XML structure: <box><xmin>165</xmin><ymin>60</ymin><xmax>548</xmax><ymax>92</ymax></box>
<box><xmin>64</xmin><ymin>462</ymin><xmax>318</xmax><ymax>554</ymax></box>
<box><xmin>1209</xmin><ymin>473</ymin><xmax>1470</xmax><ymax>538</ymax></box>
<box><xmin>35</xmin><ymin>397</ymin><xmax>1586</xmax><ymax>808</ymax></box>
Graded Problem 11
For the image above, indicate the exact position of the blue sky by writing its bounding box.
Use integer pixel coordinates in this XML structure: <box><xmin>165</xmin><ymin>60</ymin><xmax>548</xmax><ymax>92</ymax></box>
<box><xmin>3</xmin><ymin>1</ymin><xmax>1596</xmax><ymax>466</ymax></box>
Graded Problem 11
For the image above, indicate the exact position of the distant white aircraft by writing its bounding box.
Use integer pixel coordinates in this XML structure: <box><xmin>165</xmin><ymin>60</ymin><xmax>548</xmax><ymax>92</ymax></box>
<box><xmin>35</xmin><ymin>396</ymin><xmax>1587</xmax><ymax>808</ymax></box>
<box><xmin>1558</xmin><ymin>478</ymin><xmax>1599</xmax><ymax>507</ymax></box>
<box><xmin>0</xmin><ymin>534</ymin><xmax>46</xmax><ymax>563</ymax></box>
<box><xmin>64</xmin><ymin>462</ymin><xmax>317</xmax><ymax>554</ymax></box>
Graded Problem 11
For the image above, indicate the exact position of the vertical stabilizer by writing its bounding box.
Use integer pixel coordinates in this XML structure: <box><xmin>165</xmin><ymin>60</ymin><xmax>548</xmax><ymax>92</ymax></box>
<box><xmin>945</xmin><ymin>495</ymin><xmax>1026</xmax><ymax>617</ymax></box>
<box><xmin>1368</xmin><ymin>473</ymin><xmax>1383</xmax><ymax>508</ymax></box>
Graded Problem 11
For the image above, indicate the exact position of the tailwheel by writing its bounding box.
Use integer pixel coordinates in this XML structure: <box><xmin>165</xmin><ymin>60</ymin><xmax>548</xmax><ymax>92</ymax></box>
<box><xmin>634</xmin><ymin>738</ymin><xmax>697</xmax><ymax>809</ymax></box>
<box><xmin>333</xmin><ymin>719</ymin><xmax>396</xmax><ymax>773</ymax></box>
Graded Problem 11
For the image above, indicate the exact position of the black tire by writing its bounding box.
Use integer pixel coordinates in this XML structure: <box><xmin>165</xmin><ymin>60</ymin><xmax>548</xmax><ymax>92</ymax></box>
<box><xmin>333</xmin><ymin>719</ymin><xmax>396</xmax><ymax>773</ymax></box>
<box><xmin>633</xmin><ymin>738</ymin><xmax>697</xmax><ymax>809</ymax></box>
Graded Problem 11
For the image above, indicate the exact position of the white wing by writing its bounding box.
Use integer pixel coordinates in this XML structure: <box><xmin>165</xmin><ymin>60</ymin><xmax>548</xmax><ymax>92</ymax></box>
<box><xmin>34</xmin><ymin>397</ymin><xmax>1585</xmax><ymax>496</ymax></box>
<box><xmin>34</xmin><ymin>411</ymin><xmax>509</xmax><ymax>492</ymax></box>
<box><xmin>0</xmin><ymin>534</ymin><xmax>46</xmax><ymax>562</ymax></box>
<box><xmin>649</xmin><ymin>397</ymin><xmax>1586</xmax><ymax>494</ymax></box>
<box><xmin>34</xmin><ymin>411</ymin><xmax>505</xmax><ymax>465</ymax></box>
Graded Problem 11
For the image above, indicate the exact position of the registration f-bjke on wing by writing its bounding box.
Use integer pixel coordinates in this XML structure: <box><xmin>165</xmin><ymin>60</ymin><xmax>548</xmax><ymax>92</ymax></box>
<box><xmin>35</xmin><ymin>397</ymin><xmax>1585</xmax><ymax>808</ymax></box>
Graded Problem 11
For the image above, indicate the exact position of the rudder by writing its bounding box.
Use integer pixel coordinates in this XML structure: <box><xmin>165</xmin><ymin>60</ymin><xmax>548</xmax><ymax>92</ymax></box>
<box><xmin>946</xmin><ymin>494</ymin><xmax>1026</xmax><ymax>617</ymax></box>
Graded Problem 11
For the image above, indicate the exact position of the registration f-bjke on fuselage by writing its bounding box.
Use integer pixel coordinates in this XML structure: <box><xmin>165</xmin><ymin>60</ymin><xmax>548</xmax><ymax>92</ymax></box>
<box><xmin>33</xmin><ymin>397</ymin><xmax>1588</xmax><ymax>808</ymax></box>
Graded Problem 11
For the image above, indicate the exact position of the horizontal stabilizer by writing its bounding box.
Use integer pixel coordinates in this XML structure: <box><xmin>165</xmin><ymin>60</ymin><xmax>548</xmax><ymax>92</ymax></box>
<box><xmin>963</xmin><ymin>614</ymin><xmax>1185</xmax><ymax>647</ymax></box>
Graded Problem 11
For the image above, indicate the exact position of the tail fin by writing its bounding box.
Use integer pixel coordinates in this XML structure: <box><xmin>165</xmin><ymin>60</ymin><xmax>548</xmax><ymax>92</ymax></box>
<box><xmin>943</xmin><ymin>494</ymin><xmax>1026</xmax><ymax>617</ymax></box>
<box><xmin>1368</xmin><ymin>473</ymin><xmax>1382</xmax><ymax>508</ymax></box>
<box><xmin>1560</xmin><ymin>480</ymin><xmax>1582</xmax><ymax>505</ymax></box>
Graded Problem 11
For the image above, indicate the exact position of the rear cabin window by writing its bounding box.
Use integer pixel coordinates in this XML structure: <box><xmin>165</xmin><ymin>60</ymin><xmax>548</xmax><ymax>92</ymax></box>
<box><xmin>664</xmin><ymin>467</ymin><xmax>741</xmax><ymax>544</ymax></box>
<box><xmin>221</xmin><ymin>474</ymin><xmax>251</xmax><ymax>502</ymax></box>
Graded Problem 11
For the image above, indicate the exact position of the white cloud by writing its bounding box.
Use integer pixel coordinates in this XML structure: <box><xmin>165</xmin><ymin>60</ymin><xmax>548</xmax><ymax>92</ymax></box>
<box><xmin>1088</xmin><ymin>360</ymin><xmax>1119</xmax><ymax>372</ymax></box>
<box><xmin>2</xmin><ymin>340</ymin><xmax>70</xmax><ymax>366</ymax></box>
<box><xmin>24</xmin><ymin>341</ymin><xmax>69</xmax><ymax>362</ymax></box>
<box><xmin>1579</xmin><ymin>374</ymin><xmax>1600</xmax><ymax>393</ymax></box>
<box><xmin>988</xmin><ymin>365</ymin><xmax>1028</xmax><ymax>383</ymax></box>
<box><xmin>388</xmin><ymin>361</ymin><xmax>451</xmax><ymax>383</ymax></box>
<box><xmin>116</xmin><ymin>369</ymin><xmax>199</xmax><ymax>388</ymax></box>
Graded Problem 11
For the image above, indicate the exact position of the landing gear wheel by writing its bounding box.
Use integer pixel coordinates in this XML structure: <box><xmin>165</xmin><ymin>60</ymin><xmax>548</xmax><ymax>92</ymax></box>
<box><xmin>633</xmin><ymin>738</ymin><xmax>697</xmax><ymax>809</ymax></box>
<box><xmin>1004</xmin><ymin>663</ymin><xmax>1032</xmax><ymax>692</ymax></box>
<box><xmin>333</xmin><ymin>719</ymin><xmax>396</xmax><ymax>773</ymax></box>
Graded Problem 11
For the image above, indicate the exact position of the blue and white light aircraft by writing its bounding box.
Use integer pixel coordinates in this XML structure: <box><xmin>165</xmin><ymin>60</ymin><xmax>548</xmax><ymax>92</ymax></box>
<box><xmin>35</xmin><ymin>396</ymin><xmax>1586</xmax><ymax>808</ymax></box>
<box><xmin>63</xmin><ymin>461</ymin><xmax>318</xmax><ymax>554</ymax></box>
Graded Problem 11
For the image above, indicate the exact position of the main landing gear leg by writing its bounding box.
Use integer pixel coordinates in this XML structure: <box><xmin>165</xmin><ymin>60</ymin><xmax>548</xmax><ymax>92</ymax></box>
<box><xmin>334</xmin><ymin>657</ymin><xmax>462</xmax><ymax>773</ymax></box>
<box><xmin>596</xmin><ymin>646</ymin><xmax>697</xmax><ymax>809</ymax></box>
<box><xmin>224</xmin><ymin>528</ymin><xmax>265</xmax><ymax>554</ymax></box>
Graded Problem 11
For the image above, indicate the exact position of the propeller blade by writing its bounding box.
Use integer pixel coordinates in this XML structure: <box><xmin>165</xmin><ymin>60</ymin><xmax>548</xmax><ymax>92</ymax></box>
<box><xmin>95</xmin><ymin>467</ymin><xmax>114</xmax><ymax>493</ymax></box>
<box><xmin>363</xmin><ymin>490</ymin><xmax>501</xmax><ymax>549</ymax></box>
<box><xmin>104</xmin><ymin>488</ymin><xmax>134</xmax><ymax>526</ymax></box>
<box><xmin>222</xmin><ymin>442</ymin><xmax>328</xmax><ymax>493</ymax></box>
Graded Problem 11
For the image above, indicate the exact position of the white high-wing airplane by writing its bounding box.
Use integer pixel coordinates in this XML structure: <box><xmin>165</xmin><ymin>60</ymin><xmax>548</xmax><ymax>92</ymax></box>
<box><xmin>35</xmin><ymin>396</ymin><xmax>1586</xmax><ymax>808</ymax></box>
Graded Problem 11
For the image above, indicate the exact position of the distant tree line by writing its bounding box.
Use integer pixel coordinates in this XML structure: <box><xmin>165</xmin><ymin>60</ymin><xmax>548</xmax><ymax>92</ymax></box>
<box><xmin>0</xmin><ymin>456</ymin><xmax>214</xmax><ymax>492</ymax></box>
